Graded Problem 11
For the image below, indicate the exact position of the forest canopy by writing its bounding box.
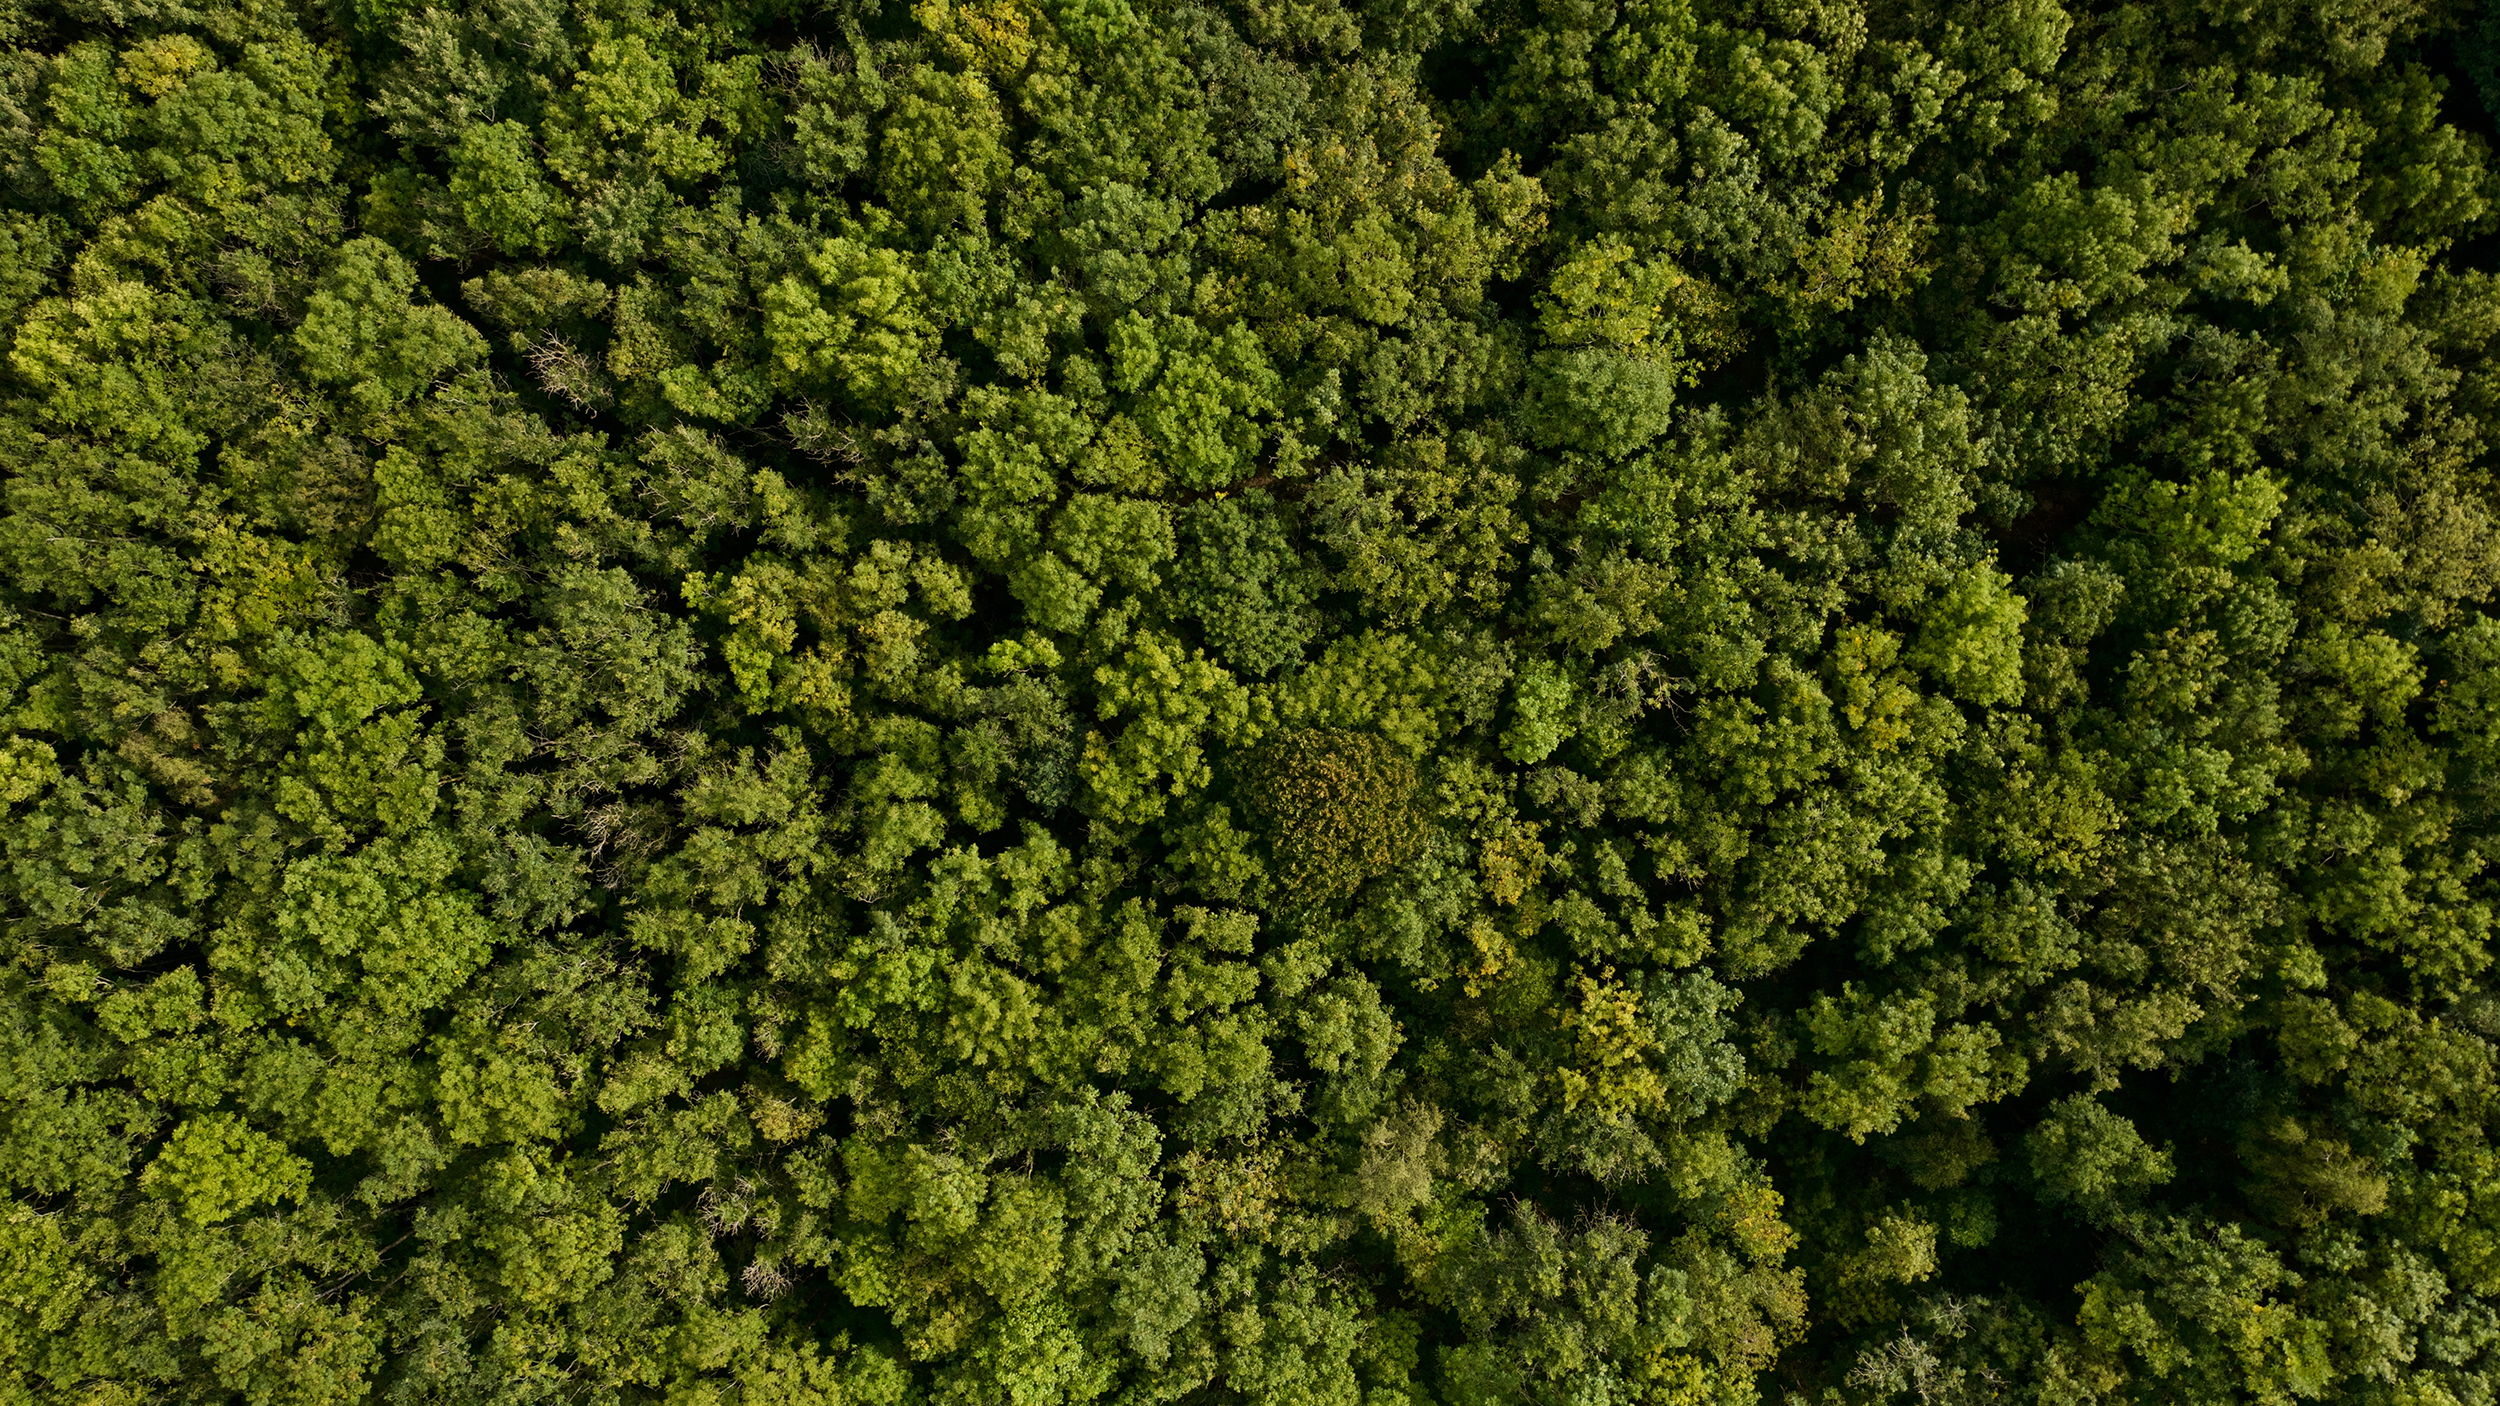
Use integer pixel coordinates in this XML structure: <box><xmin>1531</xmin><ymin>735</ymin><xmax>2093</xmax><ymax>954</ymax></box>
<box><xmin>9</xmin><ymin>0</ymin><xmax>2500</xmax><ymax>1400</ymax></box>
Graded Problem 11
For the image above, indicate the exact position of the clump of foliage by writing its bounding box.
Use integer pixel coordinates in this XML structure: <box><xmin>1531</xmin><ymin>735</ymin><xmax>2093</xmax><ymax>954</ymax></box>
<box><xmin>1242</xmin><ymin>728</ymin><xmax>1425</xmax><ymax>906</ymax></box>
<box><xmin>8</xmin><ymin>0</ymin><xmax>2500</xmax><ymax>1400</ymax></box>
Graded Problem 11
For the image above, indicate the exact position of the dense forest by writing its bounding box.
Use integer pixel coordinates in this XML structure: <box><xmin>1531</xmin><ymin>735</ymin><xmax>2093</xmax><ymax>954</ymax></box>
<box><xmin>11</xmin><ymin>0</ymin><xmax>2500</xmax><ymax>1398</ymax></box>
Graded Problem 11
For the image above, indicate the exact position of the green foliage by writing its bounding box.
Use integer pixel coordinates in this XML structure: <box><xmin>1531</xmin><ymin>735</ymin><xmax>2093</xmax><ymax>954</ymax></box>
<box><xmin>763</xmin><ymin>236</ymin><xmax>938</xmax><ymax>411</ymax></box>
<box><xmin>1501</xmin><ymin>659</ymin><xmax>1575</xmax><ymax>764</ymax></box>
<box><xmin>2025</xmin><ymin>1095</ymin><xmax>2174</xmax><ymax>1224</ymax></box>
<box><xmin>8</xmin><ymin>0</ymin><xmax>2500</xmax><ymax>1401</ymax></box>
<box><xmin>295</xmin><ymin>237</ymin><xmax>487</xmax><ymax>407</ymax></box>
<box><xmin>142</xmin><ymin>1114</ymin><xmax>312</xmax><ymax>1223</ymax></box>
<box><xmin>1241</xmin><ymin>727</ymin><xmax>1426</xmax><ymax>907</ymax></box>
<box><xmin>1907</xmin><ymin>564</ymin><xmax>2027</xmax><ymax>707</ymax></box>
<box><xmin>450</xmin><ymin>120</ymin><xmax>567</xmax><ymax>256</ymax></box>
